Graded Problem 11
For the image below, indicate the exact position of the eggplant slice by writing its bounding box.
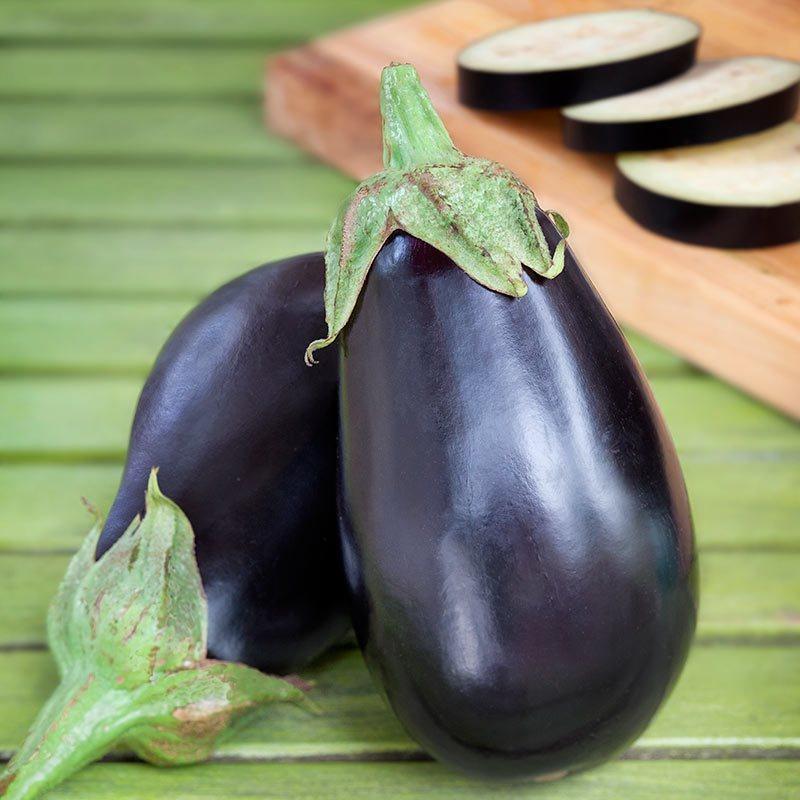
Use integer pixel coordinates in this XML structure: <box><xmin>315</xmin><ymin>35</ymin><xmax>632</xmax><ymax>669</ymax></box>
<box><xmin>563</xmin><ymin>57</ymin><xmax>800</xmax><ymax>152</ymax></box>
<box><xmin>614</xmin><ymin>122</ymin><xmax>800</xmax><ymax>248</ymax></box>
<box><xmin>458</xmin><ymin>9</ymin><xmax>699</xmax><ymax>110</ymax></box>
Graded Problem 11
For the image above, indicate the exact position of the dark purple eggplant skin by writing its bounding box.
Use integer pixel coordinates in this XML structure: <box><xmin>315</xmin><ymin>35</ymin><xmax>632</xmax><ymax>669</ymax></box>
<box><xmin>337</xmin><ymin>214</ymin><xmax>698</xmax><ymax>778</ymax></box>
<box><xmin>96</xmin><ymin>253</ymin><xmax>350</xmax><ymax>675</ymax></box>
<box><xmin>614</xmin><ymin>170</ymin><xmax>800</xmax><ymax>248</ymax></box>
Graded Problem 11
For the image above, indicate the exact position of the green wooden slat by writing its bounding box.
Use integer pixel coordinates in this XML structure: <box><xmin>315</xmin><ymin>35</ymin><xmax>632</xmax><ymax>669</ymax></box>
<box><xmin>0</xmin><ymin>0</ymin><xmax>415</xmax><ymax>42</ymax></box>
<box><xmin>0</xmin><ymin>551</ymin><xmax>796</xmax><ymax>646</ymax></box>
<box><xmin>0</xmin><ymin>48</ymin><xmax>272</xmax><ymax>100</ymax></box>
<box><xmin>0</xmin><ymin>377</ymin><xmax>138</xmax><ymax>460</ymax></box>
<box><xmin>684</xmin><ymin>459</ymin><xmax>800</xmax><ymax>552</ymax></box>
<box><xmin>0</xmin><ymin>465</ymin><xmax>120</xmax><ymax>551</ymax></box>
<box><xmin>648</xmin><ymin>379</ymin><xmax>799</xmax><ymax>455</ymax></box>
<box><xmin>625</xmin><ymin>332</ymin><xmax>689</xmax><ymax>376</ymax></box>
<box><xmin>698</xmin><ymin>553</ymin><xmax>800</xmax><ymax>640</ymax></box>
<box><xmin>0</xmin><ymin>298</ymin><xmax>686</xmax><ymax>376</ymax></box>
<box><xmin>1</xmin><ymin>458</ymin><xmax>798</xmax><ymax>553</ymax></box>
<box><xmin>0</xmin><ymin>554</ymin><xmax>72</xmax><ymax>646</ymax></box>
<box><xmin>1</xmin><ymin>375</ymin><xmax>797</xmax><ymax>460</ymax></box>
<box><xmin>0</xmin><ymin>102</ymin><xmax>305</xmax><ymax>162</ymax></box>
<box><xmin>0</xmin><ymin>164</ymin><xmax>350</xmax><ymax>226</ymax></box>
<box><xmin>0</xmin><ymin>229</ymin><xmax>327</xmax><ymax>296</ymax></box>
<box><xmin>1</xmin><ymin>646</ymin><xmax>798</xmax><ymax>758</ymax></box>
<box><xmin>6</xmin><ymin>762</ymin><xmax>798</xmax><ymax>800</ymax></box>
<box><xmin>0</xmin><ymin>299</ymin><xmax>189</xmax><ymax>375</ymax></box>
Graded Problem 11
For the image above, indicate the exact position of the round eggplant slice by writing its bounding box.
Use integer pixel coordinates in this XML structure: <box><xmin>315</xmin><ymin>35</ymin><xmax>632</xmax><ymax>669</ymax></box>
<box><xmin>312</xmin><ymin>64</ymin><xmax>697</xmax><ymax>780</ymax></box>
<box><xmin>563</xmin><ymin>57</ymin><xmax>800</xmax><ymax>152</ymax></box>
<box><xmin>457</xmin><ymin>9</ymin><xmax>699</xmax><ymax>110</ymax></box>
<box><xmin>614</xmin><ymin>122</ymin><xmax>800</xmax><ymax>248</ymax></box>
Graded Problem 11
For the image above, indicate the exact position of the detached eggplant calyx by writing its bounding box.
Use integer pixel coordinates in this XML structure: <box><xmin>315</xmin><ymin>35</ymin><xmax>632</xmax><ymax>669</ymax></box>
<box><xmin>305</xmin><ymin>62</ymin><xmax>568</xmax><ymax>365</ymax></box>
<box><xmin>0</xmin><ymin>471</ymin><xmax>309</xmax><ymax>800</ymax></box>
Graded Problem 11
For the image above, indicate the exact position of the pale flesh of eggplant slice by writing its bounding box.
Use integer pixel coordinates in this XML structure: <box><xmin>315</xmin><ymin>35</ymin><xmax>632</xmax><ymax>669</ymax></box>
<box><xmin>458</xmin><ymin>9</ymin><xmax>699</xmax><ymax>110</ymax></box>
<box><xmin>614</xmin><ymin>122</ymin><xmax>800</xmax><ymax>248</ymax></box>
<box><xmin>563</xmin><ymin>57</ymin><xmax>800</xmax><ymax>152</ymax></box>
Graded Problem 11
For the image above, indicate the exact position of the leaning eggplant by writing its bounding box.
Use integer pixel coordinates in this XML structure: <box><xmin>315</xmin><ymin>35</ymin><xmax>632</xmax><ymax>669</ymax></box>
<box><xmin>308</xmin><ymin>65</ymin><xmax>697</xmax><ymax>779</ymax></box>
<box><xmin>97</xmin><ymin>253</ymin><xmax>349</xmax><ymax>674</ymax></box>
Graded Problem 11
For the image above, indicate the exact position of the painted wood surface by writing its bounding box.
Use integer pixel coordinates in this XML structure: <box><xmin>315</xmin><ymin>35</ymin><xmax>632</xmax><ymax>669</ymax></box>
<box><xmin>0</xmin><ymin>0</ymin><xmax>797</xmax><ymax>797</ymax></box>
<box><xmin>1</xmin><ymin>647</ymin><xmax>798</xmax><ymax>760</ymax></box>
<box><xmin>11</xmin><ymin>762</ymin><xmax>800</xmax><ymax>800</ymax></box>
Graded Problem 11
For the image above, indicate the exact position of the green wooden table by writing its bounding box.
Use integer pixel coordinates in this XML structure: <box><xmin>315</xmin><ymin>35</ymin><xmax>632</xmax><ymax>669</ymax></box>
<box><xmin>1</xmin><ymin>2</ymin><xmax>798</xmax><ymax>797</ymax></box>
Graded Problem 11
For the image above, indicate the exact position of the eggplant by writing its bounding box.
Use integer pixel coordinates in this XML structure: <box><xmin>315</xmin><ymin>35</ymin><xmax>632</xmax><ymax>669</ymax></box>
<box><xmin>97</xmin><ymin>252</ymin><xmax>349</xmax><ymax>674</ymax></box>
<box><xmin>563</xmin><ymin>57</ymin><xmax>800</xmax><ymax>152</ymax></box>
<box><xmin>308</xmin><ymin>65</ymin><xmax>697</xmax><ymax>779</ymax></box>
<box><xmin>615</xmin><ymin>122</ymin><xmax>800</xmax><ymax>248</ymax></box>
<box><xmin>457</xmin><ymin>9</ymin><xmax>699</xmax><ymax>111</ymax></box>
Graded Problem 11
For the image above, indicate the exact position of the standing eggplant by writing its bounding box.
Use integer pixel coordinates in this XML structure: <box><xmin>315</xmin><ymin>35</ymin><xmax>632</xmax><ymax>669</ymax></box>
<box><xmin>307</xmin><ymin>65</ymin><xmax>697</xmax><ymax>779</ymax></box>
<box><xmin>97</xmin><ymin>253</ymin><xmax>349</xmax><ymax>674</ymax></box>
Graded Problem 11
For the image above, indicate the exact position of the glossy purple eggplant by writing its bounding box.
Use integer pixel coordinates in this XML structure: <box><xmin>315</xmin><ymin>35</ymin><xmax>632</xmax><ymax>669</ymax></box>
<box><xmin>97</xmin><ymin>253</ymin><xmax>349</xmax><ymax>674</ymax></box>
<box><xmin>312</xmin><ymin>65</ymin><xmax>697</xmax><ymax>779</ymax></box>
<box><xmin>338</xmin><ymin>222</ymin><xmax>697</xmax><ymax>778</ymax></box>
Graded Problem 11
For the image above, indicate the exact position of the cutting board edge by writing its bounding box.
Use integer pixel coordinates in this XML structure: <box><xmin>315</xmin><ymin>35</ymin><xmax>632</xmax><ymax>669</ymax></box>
<box><xmin>265</xmin><ymin>0</ymin><xmax>800</xmax><ymax>420</ymax></box>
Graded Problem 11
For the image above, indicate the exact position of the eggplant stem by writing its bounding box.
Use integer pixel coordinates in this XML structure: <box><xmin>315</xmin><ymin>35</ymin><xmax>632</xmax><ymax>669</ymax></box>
<box><xmin>381</xmin><ymin>63</ymin><xmax>461</xmax><ymax>170</ymax></box>
<box><xmin>0</xmin><ymin>674</ymin><xmax>139</xmax><ymax>800</ymax></box>
<box><xmin>305</xmin><ymin>63</ymin><xmax>568</xmax><ymax>361</ymax></box>
<box><xmin>1</xmin><ymin>471</ymin><xmax>312</xmax><ymax>800</ymax></box>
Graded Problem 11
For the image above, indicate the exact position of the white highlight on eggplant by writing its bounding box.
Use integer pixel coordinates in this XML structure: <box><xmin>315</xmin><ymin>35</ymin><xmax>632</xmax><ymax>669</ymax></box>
<box><xmin>458</xmin><ymin>9</ymin><xmax>698</xmax><ymax>73</ymax></box>
<box><xmin>617</xmin><ymin>122</ymin><xmax>800</xmax><ymax>207</ymax></box>
<box><xmin>564</xmin><ymin>57</ymin><xmax>800</xmax><ymax>122</ymax></box>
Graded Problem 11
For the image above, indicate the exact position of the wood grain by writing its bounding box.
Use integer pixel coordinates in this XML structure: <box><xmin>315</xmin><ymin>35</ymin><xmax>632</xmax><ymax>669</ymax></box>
<box><xmin>0</xmin><ymin>103</ymin><xmax>306</xmax><ymax>162</ymax></box>
<box><xmin>0</xmin><ymin>163</ymin><xmax>350</xmax><ymax>226</ymax></box>
<box><xmin>266</xmin><ymin>0</ymin><xmax>800</xmax><ymax>418</ymax></box>
<box><xmin>0</xmin><ymin>0</ymin><xmax>415</xmax><ymax>43</ymax></box>
<box><xmin>2</xmin><ymin>759</ymin><xmax>799</xmax><ymax>798</ymax></box>
<box><xmin>2</xmin><ymin>647</ymin><xmax>799</xmax><ymax>758</ymax></box>
<box><xmin>0</xmin><ymin>229</ymin><xmax>327</xmax><ymax>297</ymax></box>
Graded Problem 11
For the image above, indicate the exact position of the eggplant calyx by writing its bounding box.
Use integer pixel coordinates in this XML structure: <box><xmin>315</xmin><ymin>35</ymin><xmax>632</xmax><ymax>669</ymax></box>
<box><xmin>0</xmin><ymin>470</ymin><xmax>309</xmax><ymax>800</ymax></box>
<box><xmin>305</xmin><ymin>62</ymin><xmax>568</xmax><ymax>365</ymax></box>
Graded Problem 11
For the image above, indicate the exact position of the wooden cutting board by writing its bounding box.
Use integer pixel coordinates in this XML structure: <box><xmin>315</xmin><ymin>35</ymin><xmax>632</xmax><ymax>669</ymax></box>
<box><xmin>266</xmin><ymin>0</ymin><xmax>800</xmax><ymax>419</ymax></box>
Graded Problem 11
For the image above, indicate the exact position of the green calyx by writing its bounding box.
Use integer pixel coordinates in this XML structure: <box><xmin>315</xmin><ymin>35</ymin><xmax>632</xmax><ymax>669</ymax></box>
<box><xmin>305</xmin><ymin>63</ymin><xmax>568</xmax><ymax>365</ymax></box>
<box><xmin>0</xmin><ymin>471</ymin><xmax>309</xmax><ymax>800</ymax></box>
